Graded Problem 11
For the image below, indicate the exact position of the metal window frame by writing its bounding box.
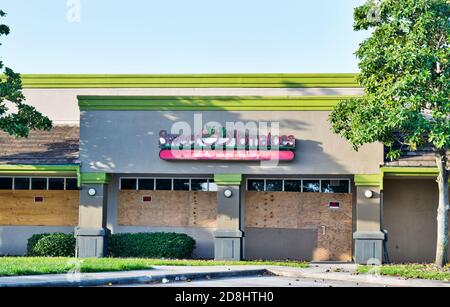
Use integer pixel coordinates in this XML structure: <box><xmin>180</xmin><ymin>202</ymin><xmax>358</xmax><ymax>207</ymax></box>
<box><xmin>0</xmin><ymin>176</ymin><xmax>77</xmax><ymax>191</ymax></box>
<box><xmin>246</xmin><ymin>178</ymin><xmax>351</xmax><ymax>194</ymax></box>
<box><xmin>119</xmin><ymin>177</ymin><xmax>214</xmax><ymax>192</ymax></box>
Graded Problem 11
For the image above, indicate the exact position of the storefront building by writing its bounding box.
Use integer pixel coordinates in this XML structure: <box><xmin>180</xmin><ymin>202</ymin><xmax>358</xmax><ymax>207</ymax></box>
<box><xmin>0</xmin><ymin>74</ymin><xmax>448</xmax><ymax>263</ymax></box>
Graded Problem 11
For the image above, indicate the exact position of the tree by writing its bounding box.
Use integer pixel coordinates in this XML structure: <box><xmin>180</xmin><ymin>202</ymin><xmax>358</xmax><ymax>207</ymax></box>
<box><xmin>329</xmin><ymin>0</ymin><xmax>449</xmax><ymax>267</ymax></box>
<box><xmin>0</xmin><ymin>10</ymin><xmax>51</xmax><ymax>138</ymax></box>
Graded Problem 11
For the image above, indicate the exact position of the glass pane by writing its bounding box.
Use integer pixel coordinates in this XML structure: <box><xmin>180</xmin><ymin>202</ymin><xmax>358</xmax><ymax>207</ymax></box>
<box><xmin>284</xmin><ymin>180</ymin><xmax>302</xmax><ymax>192</ymax></box>
<box><xmin>14</xmin><ymin>178</ymin><xmax>30</xmax><ymax>190</ymax></box>
<box><xmin>65</xmin><ymin>178</ymin><xmax>78</xmax><ymax>190</ymax></box>
<box><xmin>321</xmin><ymin>180</ymin><xmax>350</xmax><ymax>193</ymax></box>
<box><xmin>32</xmin><ymin>178</ymin><xmax>47</xmax><ymax>190</ymax></box>
<box><xmin>121</xmin><ymin>178</ymin><xmax>137</xmax><ymax>190</ymax></box>
<box><xmin>303</xmin><ymin>180</ymin><xmax>320</xmax><ymax>193</ymax></box>
<box><xmin>247</xmin><ymin>179</ymin><xmax>265</xmax><ymax>191</ymax></box>
<box><xmin>0</xmin><ymin>178</ymin><xmax>13</xmax><ymax>190</ymax></box>
<box><xmin>173</xmin><ymin>179</ymin><xmax>190</xmax><ymax>191</ymax></box>
<box><xmin>138</xmin><ymin>179</ymin><xmax>154</xmax><ymax>190</ymax></box>
<box><xmin>155</xmin><ymin>179</ymin><xmax>172</xmax><ymax>190</ymax></box>
<box><xmin>208</xmin><ymin>180</ymin><xmax>218</xmax><ymax>192</ymax></box>
<box><xmin>191</xmin><ymin>179</ymin><xmax>208</xmax><ymax>191</ymax></box>
<box><xmin>48</xmin><ymin>178</ymin><xmax>65</xmax><ymax>190</ymax></box>
<box><xmin>266</xmin><ymin>180</ymin><xmax>282</xmax><ymax>192</ymax></box>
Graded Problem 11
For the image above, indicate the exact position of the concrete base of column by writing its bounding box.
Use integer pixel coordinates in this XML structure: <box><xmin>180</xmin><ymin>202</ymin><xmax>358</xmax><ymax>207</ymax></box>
<box><xmin>75</xmin><ymin>227</ymin><xmax>110</xmax><ymax>258</ymax></box>
<box><xmin>214</xmin><ymin>230</ymin><xmax>243</xmax><ymax>261</ymax></box>
<box><xmin>353</xmin><ymin>231</ymin><xmax>385</xmax><ymax>264</ymax></box>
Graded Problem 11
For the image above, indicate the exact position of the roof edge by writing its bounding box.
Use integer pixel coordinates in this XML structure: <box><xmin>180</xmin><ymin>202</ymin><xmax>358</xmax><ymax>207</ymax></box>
<box><xmin>17</xmin><ymin>73</ymin><xmax>361</xmax><ymax>89</ymax></box>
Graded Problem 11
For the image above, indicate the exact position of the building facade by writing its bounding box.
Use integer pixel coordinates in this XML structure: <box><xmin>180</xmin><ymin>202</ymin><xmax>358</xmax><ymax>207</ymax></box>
<box><xmin>0</xmin><ymin>74</ymin><xmax>448</xmax><ymax>263</ymax></box>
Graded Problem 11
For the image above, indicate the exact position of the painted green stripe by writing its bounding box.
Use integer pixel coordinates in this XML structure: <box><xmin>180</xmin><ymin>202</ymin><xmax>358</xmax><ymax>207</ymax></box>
<box><xmin>379</xmin><ymin>166</ymin><xmax>449</xmax><ymax>190</ymax></box>
<box><xmin>19</xmin><ymin>74</ymin><xmax>360</xmax><ymax>88</ymax></box>
<box><xmin>0</xmin><ymin>164</ymin><xmax>79</xmax><ymax>174</ymax></box>
<box><xmin>381</xmin><ymin>166</ymin><xmax>440</xmax><ymax>176</ymax></box>
<box><xmin>80</xmin><ymin>172</ymin><xmax>111</xmax><ymax>184</ymax></box>
<box><xmin>78</xmin><ymin>96</ymin><xmax>354</xmax><ymax>111</ymax></box>
<box><xmin>214</xmin><ymin>174</ymin><xmax>242</xmax><ymax>186</ymax></box>
<box><xmin>354</xmin><ymin>174</ymin><xmax>381</xmax><ymax>187</ymax></box>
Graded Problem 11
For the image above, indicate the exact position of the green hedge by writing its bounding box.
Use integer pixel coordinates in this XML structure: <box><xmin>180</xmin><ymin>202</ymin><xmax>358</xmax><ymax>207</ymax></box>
<box><xmin>27</xmin><ymin>233</ymin><xmax>76</xmax><ymax>257</ymax></box>
<box><xmin>109</xmin><ymin>232</ymin><xmax>196</xmax><ymax>259</ymax></box>
<box><xmin>26</xmin><ymin>232</ymin><xmax>196</xmax><ymax>259</ymax></box>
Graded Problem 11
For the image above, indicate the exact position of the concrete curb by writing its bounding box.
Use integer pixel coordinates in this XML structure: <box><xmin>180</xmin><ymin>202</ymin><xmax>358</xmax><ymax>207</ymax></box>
<box><xmin>267</xmin><ymin>268</ymin><xmax>450</xmax><ymax>287</ymax></box>
<box><xmin>0</xmin><ymin>269</ymin><xmax>269</xmax><ymax>288</ymax></box>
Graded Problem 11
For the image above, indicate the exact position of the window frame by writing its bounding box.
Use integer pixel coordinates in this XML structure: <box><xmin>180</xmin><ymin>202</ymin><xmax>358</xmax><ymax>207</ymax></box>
<box><xmin>245</xmin><ymin>178</ymin><xmax>351</xmax><ymax>194</ymax></box>
<box><xmin>0</xmin><ymin>176</ymin><xmax>78</xmax><ymax>191</ymax></box>
<box><xmin>119</xmin><ymin>177</ymin><xmax>216</xmax><ymax>192</ymax></box>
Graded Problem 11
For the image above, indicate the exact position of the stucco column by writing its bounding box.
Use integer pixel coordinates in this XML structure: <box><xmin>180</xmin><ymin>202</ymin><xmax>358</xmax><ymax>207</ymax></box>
<box><xmin>213</xmin><ymin>174</ymin><xmax>243</xmax><ymax>261</ymax></box>
<box><xmin>353</xmin><ymin>174</ymin><xmax>385</xmax><ymax>264</ymax></box>
<box><xmin>75</xmin><ymin>173</ymin><xmax>111</xmax><ymax>258</ymax></box>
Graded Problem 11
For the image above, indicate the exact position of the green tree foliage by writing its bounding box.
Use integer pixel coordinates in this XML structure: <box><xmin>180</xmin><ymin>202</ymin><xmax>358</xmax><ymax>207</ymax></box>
<box><xmin>329</xmin><ymin>0</ymin><xmax>449</xmax><ymax>267</ymax></box>
<box><xmin>0</xmin><ymin>10</ymin><xmax>51</xmax><ymax>137</ymax></box>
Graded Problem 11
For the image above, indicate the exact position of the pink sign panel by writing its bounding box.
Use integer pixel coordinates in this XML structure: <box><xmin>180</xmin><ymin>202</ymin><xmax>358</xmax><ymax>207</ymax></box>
<box><xmin>159</xmin><ymin>149</ymin><xmax>295</xmax><ymax>161</ymax></box>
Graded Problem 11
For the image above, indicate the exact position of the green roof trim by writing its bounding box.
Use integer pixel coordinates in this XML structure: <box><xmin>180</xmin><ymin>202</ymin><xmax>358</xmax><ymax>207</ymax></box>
<box><xmin>354</xmin><ymin>174</ymin><xmax>381</xmax><ymax>187</ymax></box>
<box><xmin>78</xmin><ymin>96</ymin><xmax>355</xmax><ymax>111</ymax></box>
<box><xmin>0</xmin><ymin>164</ymin><xmax>79</xmax><ymax>175</ymax></box>
<box><xmin>80</xmin><ymin>172</ymin><xmax>111</xmax><ymax>184</ymax></box>
<box><xmin>214</xmin><ymin>174</ymin><xmax>242</xmax><ymax>186</ymax></box>
<box><xmin>379</xmin><ymin>167</ymin><xmax>448</xmax><ymax>189</ymax></box>
<box><xmin>20</xmin><ymin>73</ymin><xmax>360</xmax><ymax>89</ymax></box>
<box><xmin>381</xmin><ymin>166</ymin><xmax>440</xmax><ymax>177</ymax></box>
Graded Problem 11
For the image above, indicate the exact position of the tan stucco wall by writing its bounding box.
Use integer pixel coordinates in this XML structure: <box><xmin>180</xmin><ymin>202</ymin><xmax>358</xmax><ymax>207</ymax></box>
<box><xmin>22</xmin><ymin>87</ymin><xmax>363</xmax><ymax>124</ymax></box>
<box><xmin>383</xmin><ymin>179</ymin><xmax>450</xmax><ymax>263</ymax></box>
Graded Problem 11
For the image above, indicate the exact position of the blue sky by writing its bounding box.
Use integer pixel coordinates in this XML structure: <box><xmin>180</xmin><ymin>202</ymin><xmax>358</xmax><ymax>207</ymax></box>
<box><xmin>1</xmin><ymin>0</ymin><xmax>368</xmax><ymax>74</ymax></box>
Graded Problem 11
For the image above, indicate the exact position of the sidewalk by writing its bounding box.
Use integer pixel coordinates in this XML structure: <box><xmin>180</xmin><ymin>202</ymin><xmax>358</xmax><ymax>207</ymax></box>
<box><xmin>267</xmin><ymin>263</ymin><xmax>450</xmax><ymax>288</ymax></box>
<box><xmin>0</xmin><ymin>264</ymin><xmax>448</xmax><ymax>287</ymax></box>
<box><xmin>0</xmin><ymin>266</ymin><xmax>269</xmax><ymax>287</ymax></box>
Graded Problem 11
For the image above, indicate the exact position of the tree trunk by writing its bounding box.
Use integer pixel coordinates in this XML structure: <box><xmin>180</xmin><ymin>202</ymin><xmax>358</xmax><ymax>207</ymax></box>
<box><xmin>435</xmin><ymin>150</ymin><xmax>449</xmax><ymax>268</ymax></box>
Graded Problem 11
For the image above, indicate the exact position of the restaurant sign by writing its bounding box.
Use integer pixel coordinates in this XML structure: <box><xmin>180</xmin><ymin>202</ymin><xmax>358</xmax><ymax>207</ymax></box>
<box><xmin>158</xmin><ymin>129</ymin><xmax>296</xmax><ymax>161</ymax></box>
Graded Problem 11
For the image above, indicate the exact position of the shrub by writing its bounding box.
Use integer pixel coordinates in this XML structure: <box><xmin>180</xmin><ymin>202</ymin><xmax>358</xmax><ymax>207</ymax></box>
<box><xmin>109</xmin><ymin>232</ymin><xmax>196</xmax><ymax>259</ymax></box>
<box><xmin>27</xmin><ymin>233</ymin><xmax>76</xmax><ymax>257</ymax></box>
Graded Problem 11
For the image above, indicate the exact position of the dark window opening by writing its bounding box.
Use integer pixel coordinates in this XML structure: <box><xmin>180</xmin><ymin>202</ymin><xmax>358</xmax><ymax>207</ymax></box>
<box><xmin>173</xmin><ymin>179</ymin><xmax>190</xmax><ymax>191</ymax></box>
<box><xmin>155</xmin><ymin>179</ymin><xmax>172</xmax><ymax>190</ymax></box>
<box><xmin>266</xmin><ymin>180</ymin><xmax>282</xmax><ymax>192</ymax></box>
<box><xmin>138</xmin><ymin>179</ymin><xmax>154</xmax><ymax>190</ymax></box>
<box><xmin>284</xmin><ymin>180</ymin><xmax>302</xmax><ymax>192</ymax></box>
<box><xmin>247</xmin><ymin>179</ymin><xmax>265</xmax><ymax>192</ymax></box>
<box><xmin>303</xmin><ymin>180</ymin><xmax>320</xmax><ymax>193</ymax></box>
<box><xmin>191</xmin><ymin>179</ymin><xmax>208</xmax><ymax>191</ymax></box>
<box><xmin>48</xmin><ymin>178</ymin><xmax>65</xmax><ymax>190</ymax></box>
<box><xmin>321</xmin><ymin>180</ymin><xmax>349</xmax><ymax>193</ymax></box>
<box><xmin>14</xmin><ymin>178</ymin><xmax>30</xmax><ymax>190</ymax></box>
<box><xmin>121</xmin><ymin>178</ymin><xmax>137</xmax><ymax>190</ymax></box>
<box><xmin>65</xmin><ymin>178</ymin><xmax>78</xmax><ymax>190</ymax></box>
<box><xmin>0</xmin><ymin>178</ymin><xmax>13</xmax><ymax>190</ymax></box>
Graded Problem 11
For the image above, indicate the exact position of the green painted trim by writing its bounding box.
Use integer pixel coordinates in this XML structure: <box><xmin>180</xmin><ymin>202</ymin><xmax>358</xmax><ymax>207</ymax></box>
<box><xmin>78</xmin><ymin>96</ymin><xmax>355</xmax><ymax>111</ymax></box>
<box><xmin>80</xmin><ymin>172</ymin><xmax>111</xmax><ymax>184</ymax></box>
<box><xmin>379</xmin><ymin>166</ymin><xmax>450</xmax><ymax>189</ymax></box>
<box><xmin>354</xmin><ymin>174</ymin><xmax>381</xmax><ymax>187</ymax></box>
<box><xmin>0</xmin><ymin>164</ymin><xmax>79</xmax><ymax>175</ymax></box>
<box><xmin>214</xmin><ymin>174</ymin><xmax>242</xmax><ymax>186</ymax></box>
<box><xmin>19</xmin><ymin>73</ymin><xmax>360</xmax><ymax>89</ymax></box>
<box><xmin>381</xmin><ymin>166</ymin><xmax>439</xmax><ymax>177</ymax></box>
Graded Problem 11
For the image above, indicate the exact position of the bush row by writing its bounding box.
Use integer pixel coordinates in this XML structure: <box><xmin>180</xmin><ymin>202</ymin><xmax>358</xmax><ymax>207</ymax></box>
<box><xmin>27</xmin><ymin>232</ymin><xmax>196</xmax><ymax>258</ymax></box>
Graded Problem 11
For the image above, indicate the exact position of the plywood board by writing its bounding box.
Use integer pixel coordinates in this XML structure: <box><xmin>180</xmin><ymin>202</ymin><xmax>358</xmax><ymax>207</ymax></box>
<box><xmin>118</xmin><ymin>190</ymin><xmax>217</xmax><ymax>228</ymax></box>
<box><xmin>0</xmin><ymin>190</ymin><xmax>79</xmax><ymax>226</ymax></box>
<box><xmin>245</xmin><ymin>191</ymin><xmax>353</xmax><ymax>261</ymax></box>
